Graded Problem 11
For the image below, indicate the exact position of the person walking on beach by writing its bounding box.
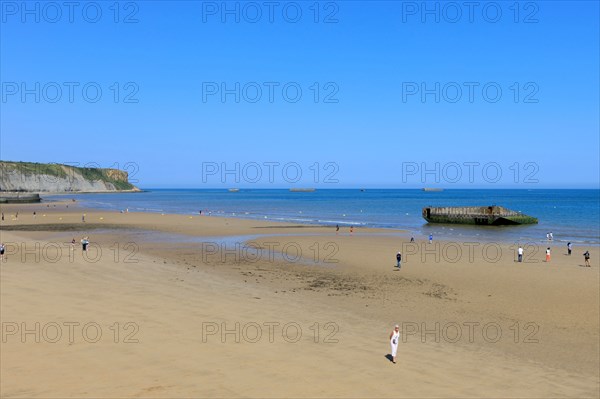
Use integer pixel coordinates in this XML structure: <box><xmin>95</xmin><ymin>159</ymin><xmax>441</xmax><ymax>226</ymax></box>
<box><xmin>583</xmin><ymin>251</ymin><xmax>590</xmax><ymax>267</ymax></box>
<box><xmin>410</xmin><ymin>237</ymin><xmax>415</xmax><ymax>243</ymax></box>
<box><xmin>71</xmin><ymin>238</ymin><xmax>76</xmax><ymax>252</ymax></box>
<box><xmin>0</xmin><ymin>243</ymin><xmax>5</xmax><ymax>262</ymax></box>
<box><xmin>429</xmin><ymin>234</ymin><xmax>433</xmax><ymax>244</ymax></box>
<box><xmin>336</xmin><ymin>224</ymin><xmax>339</xmax><ymax>235</ymax></box>
<box><xmin>33</xmin><ymin>211</ymin><xmax>36</xmax><ymax>219</ymax></box>
<box><xmin>517</xmin><ymin>246</ymin><xmax>523</xmax><ymax>262</ymax></box>
<box><xmin>81</xmin><ymin>237</ymin><xmax>89</xmax><ymax>252</ymax></box>
<box><xmin>389</xmin><ymin>325</ymin><xmax>400</xmax><ymax>364</ymax></box>
<box><xmin>567</xmin><ymin>242</ymin><xmax>572</xmax><ymax>255</ymax></box>
<box><xmin>546</xmin><ymin>247</ymin><xmax>551</xmax><ymax>262</ymax></box>
<box><xmin>350</xmin><ymin>226</ymin><xmax>354</xmax><ymax>235</ymax></box>
<box><xmin>396</xmin><ymin>252</ymin><xmax>402</xmax><ymax>269</ymax></box>
<box><xmin>1</xmin><ymin>212</ymin><xmax>4</xmax><ymax>221</ymax></box>
<box><xmin>82</xmin><ymin>214</ymin><xmax>86</xmax><ymax>223</ymax></box>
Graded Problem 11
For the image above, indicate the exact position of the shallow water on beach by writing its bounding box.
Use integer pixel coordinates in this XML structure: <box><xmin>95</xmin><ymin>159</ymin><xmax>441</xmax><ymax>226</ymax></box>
<box><xmin>103</xmin><ymin>229</ymin><xmax>348</xmax><ymax>267</ymax></box>
<box><xmin>47</xmin><ymin>189</ymin><xmax>600</xmax><ymax>245</ymax></box>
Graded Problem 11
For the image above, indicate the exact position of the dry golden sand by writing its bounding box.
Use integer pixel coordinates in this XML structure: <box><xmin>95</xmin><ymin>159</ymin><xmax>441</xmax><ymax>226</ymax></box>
<box><xmin>0</xmin><ymin>202</ymin><xmax>599</xmax><ymax>398</ymax></box>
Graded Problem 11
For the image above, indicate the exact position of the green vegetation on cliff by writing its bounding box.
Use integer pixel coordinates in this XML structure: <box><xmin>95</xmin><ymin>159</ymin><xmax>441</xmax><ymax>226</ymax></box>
<box><xmin>78</xmin><ymin>167</ymin><xmax>135</xmax><ymax>190</ymax></box>
<box><xmin>4</xmin><ymin>161</ymin><xmax>68</xmax><ymax>178</ymax></box>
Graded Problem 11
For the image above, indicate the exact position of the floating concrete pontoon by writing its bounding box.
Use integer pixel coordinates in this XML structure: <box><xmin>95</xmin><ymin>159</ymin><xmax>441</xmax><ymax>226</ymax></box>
<box><xmin>422</xmin><ymin>206</ymin><xmax>537</xmax><ymax>225</ymax></box>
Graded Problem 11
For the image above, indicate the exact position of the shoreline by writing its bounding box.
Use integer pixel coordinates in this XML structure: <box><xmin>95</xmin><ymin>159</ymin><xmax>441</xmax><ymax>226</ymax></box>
<box><xmin>5</xmin><ymin>199</ymin><xmax>599</xmax><ymax>246</ymax></box>
<box><xmin>1</xmin><ymin>201</ymin><xmax>597</xmax><ymax>287</ymax></box>
<box><xmin>38</xmin><ymin>189</ymin><xmax>144</xmax><ymax>194</ymax></box>
<box><xmin>39</xmin><ymin>189</ymin><xmax>600</xmax><ymax>246</ymax></box>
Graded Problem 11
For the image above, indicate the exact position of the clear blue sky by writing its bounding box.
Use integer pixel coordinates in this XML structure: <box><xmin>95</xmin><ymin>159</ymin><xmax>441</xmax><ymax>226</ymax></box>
<box><xmin>1</xmin><ymin>1</ymin><xmax>598</xmax><ymax>188</ymax></box>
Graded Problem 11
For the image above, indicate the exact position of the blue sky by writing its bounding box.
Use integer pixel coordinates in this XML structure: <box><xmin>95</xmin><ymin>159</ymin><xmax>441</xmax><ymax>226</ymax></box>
<box><xmin>1</xmin><ymin>1</ymin><xmax>598</xmax><ymax>188</ymax></box>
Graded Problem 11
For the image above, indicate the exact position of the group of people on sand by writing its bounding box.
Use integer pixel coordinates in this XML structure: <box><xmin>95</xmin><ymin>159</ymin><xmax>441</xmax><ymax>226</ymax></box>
<box><xmin>1</xmin><ymin>205</ymin><xmax>70</xmax><ymax>223</ymax></box>
<box><xmin>335</xmin><ymin>225</ymin><xmax>354</xmax><ymax>235</ymax></box>
<box><xmin>396</xmin><ymin>236</ymin><xmax>592</xmax><ymax>267</ymax></box>
<box><xmin>516</xmin><ymin>242</ymin><xmax>591</xmax><ymax>266</ymax></box>
<box><xmin>387</xmin><ymin>243</ymin><xmax>592</xmax><ymax>364</ymax></box>
<box><xmin>0</xmin><ymin>237</ymin><xmax>91</xmax><ymax>263</ymax></box>
<box><xmin>70</xmin><ymin>237</ymin><xmax>90</xmax><ymax>252</ymax></box>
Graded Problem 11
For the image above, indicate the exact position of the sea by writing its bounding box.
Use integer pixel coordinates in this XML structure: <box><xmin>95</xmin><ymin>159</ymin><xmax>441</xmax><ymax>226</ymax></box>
<box><xmin>47</xmin><ymin>189</ymin><xmax>600</xmax><ymax>246</ymax></box>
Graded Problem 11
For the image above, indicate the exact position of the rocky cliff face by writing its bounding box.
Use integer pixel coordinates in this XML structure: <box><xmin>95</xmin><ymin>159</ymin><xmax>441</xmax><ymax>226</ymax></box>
<box><xmin>0</xmin><ymin>161</ymin><xmax>140</xmax><ymax>192</ymax></box>
<box><xmin>105</xmin><ymin>169</ymin><xmax>129</xmax><ymax>182</ymax></box>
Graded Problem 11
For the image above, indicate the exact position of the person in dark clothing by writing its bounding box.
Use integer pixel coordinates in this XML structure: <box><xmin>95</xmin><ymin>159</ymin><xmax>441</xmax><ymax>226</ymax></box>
<box><xmin>584</xmin><ymin>251</ymin><xmax>590</xmax><ymax>267</ymax></box>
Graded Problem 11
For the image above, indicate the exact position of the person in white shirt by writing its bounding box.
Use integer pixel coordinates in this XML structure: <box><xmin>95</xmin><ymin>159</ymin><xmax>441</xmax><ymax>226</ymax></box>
<box><xmin>518</xmin><ymin>246</ymin><xmax>523</xmax><ymax>262</ymax></box>
<box><xmin>389</xmin><ymin>324</ymin><xmax>400</xmax><ymax>364</ymax></box>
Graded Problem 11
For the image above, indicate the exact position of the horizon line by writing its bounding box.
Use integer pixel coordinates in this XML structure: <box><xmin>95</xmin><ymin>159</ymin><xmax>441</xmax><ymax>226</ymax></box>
<box><xmin>135</xmin><ymin>187</ymin><xmax>600</xmax><ymax>190</ymax></box>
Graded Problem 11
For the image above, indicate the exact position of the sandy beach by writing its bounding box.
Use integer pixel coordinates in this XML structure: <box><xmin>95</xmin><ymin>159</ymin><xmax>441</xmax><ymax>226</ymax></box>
<box><xmin>1</xmin><ymin>202</ymin><xmax>598</xmax><ymax>398</ymax></box>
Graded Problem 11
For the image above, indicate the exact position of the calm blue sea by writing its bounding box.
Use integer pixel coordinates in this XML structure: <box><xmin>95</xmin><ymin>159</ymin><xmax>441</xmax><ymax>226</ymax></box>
<box><xmin>47</xmin><ymin>189</ymin><xmax>600</xmax><ymax>245</ymax></box>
